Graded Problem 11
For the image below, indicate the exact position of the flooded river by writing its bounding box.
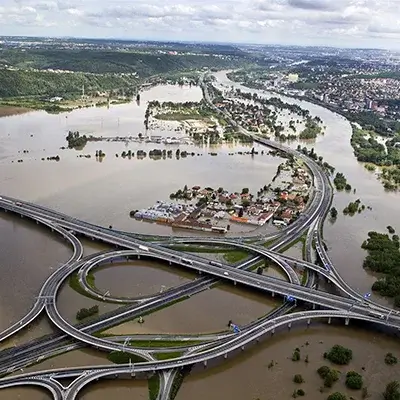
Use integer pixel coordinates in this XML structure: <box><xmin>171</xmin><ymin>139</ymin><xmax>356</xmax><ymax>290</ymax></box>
<box><xmin>213</xmin><ymin>70</ymin><xmax>400</xmax><ymax>302</ymax></box>
<box><xmin>177</xmin><ymin>323</ymin><xmax>400</xmax><ymax>400</ymax></box>
<box><xmin>0</xmin><ymin>75</ymin><xmax>399</xmax><ymax>400</ymax></box>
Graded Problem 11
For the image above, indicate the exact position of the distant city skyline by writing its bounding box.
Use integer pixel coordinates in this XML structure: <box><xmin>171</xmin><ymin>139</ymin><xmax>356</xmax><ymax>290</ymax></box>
<box><xmin>1</xmin><ymin>0</ymin><xmax>400</xmax><ymax>50</ymax></box>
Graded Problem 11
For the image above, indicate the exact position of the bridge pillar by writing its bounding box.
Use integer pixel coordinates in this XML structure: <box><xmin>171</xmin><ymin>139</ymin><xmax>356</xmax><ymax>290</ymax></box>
<box><xmin>91</xmin><ymin>237</ymin><xmax>95</xmax><ymax>240</ymax></box>
<box><xmin>203</xmin><ymin>360</ymin><xmax>207</xmax><ymax>368</ymax></box>
<box><xmin>131</xmin><ymin>372</ymin><xmax>135</xmax><ymax>378</ymax></box>
<box><xmin>328</xmin><ymin>317</ymin><xmax>331</xmax><ymax>324</ymax></box>
<box><xmin>224</xmin><ymin>353</ymin><xmax>228</xmax><ymax>359</ymax></box>
<box><xmin>137</xmin><ymin>255</ymin><xmax>140</xmax><ymax>260</ymax></box>
<box><xmin>307</xmin><ymin>319</ymin><xmax>311</xmax><ymax>326</ymax></box>
<box><xmin>199</xmin><ymin>270</ymin><xmax>202</xmax><ymax>275</ymax></box>
<box><xmin>312</xmin><ymin>303</ymin><xmax>316</xmax><ymax>310</ymax></box>
<box><xmin>20</xmin><ymin>214</ymin><xmax>24</xmax><ymax>218</ymax></box>
<box><xmin>241</xmin><ymin>345</ymin><xmax>245</xmax><ymax>351</ymax></box>
<box><xmin>36</xmin><ymin>220</ymin><xmax>39</xmax><ymax>224</ymax></box>
<box><xmin>234</xmin><ymin>281</ymin><xmax>237</xmax><ymax>286</ymax></box>
<box><xmin>169</xmin><ymin>261</ymin><xmax>172</xmax><ymax>265</ymax></box>
<box><xmin>288</xmin><ymin>322</ymin><xmax>292</xmax><ymax>330</ymax></box>
<box><xmin>345</xmin><ymin>317</ymin><xmax>350</xmax><ymax>326</ymax></box>
<box><xmin>271</xmin><ymin>292</ymin><xmax>275</xmax><ymax>297</ymax></box>
<box><xmin>271</xmin><ymin>328</ymin><xmax>275</xmax><ymax>335</ymax></box>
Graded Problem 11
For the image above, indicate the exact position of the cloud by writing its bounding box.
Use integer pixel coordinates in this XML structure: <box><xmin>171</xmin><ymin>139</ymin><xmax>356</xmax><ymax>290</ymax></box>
<box><xmin>0</xmin><ymin>0</ymin><xmax>399</xmax><ymax>49</ymax></box>
<box><xmin>287</xmin><ymin>0</ymin><xmax>339</xmax><ymax>11</ymax></box>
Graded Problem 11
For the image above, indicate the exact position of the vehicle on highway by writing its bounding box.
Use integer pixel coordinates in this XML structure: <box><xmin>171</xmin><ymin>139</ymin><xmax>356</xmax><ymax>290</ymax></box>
<box><xmin>181</xmin><ymin>259</ymin><xmax>193</xmax><ymax>265</ymax></box>
<box><xmin>368</xmin><ymin>310</ymin><xmax>385</xmax><ymax>319</ymax></box>
<box><xmin>209</xmin><ymin>261</ymin><xmax>222</xmax><ymax>267</ymax></box>
<box><xmin>138</xmin><ymin>245</ymin><xmax>149</xmax><ymax>252</ymax></box>
<box><xmin>223</xmin><ymin>272</ymin><xmax>229</xmax><ymax>276</ymax></box>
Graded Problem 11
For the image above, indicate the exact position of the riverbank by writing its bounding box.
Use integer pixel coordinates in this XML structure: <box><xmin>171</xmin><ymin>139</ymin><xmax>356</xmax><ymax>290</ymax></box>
<box><xmin>213</xmin><ymin>70</ymin><xmax>400</xmax><ymax>305</ymax></box>
<box><xmin>0</xmin><ymin>106</ymin><xmax>32</xmax><ymax>118</ymax></box>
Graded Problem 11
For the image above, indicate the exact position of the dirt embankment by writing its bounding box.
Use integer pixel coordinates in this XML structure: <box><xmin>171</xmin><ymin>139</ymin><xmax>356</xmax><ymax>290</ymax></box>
<box><xmin>0</xmin><ymin>106</ymin><xmax>32</xmax><ymax>118</ymax></box>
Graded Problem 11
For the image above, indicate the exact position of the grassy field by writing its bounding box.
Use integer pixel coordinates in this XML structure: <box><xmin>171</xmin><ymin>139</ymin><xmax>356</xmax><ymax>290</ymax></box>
<box><xmin>223</xmin><ymin>250</ymin><xmax>250</xmax><ymax>263</ymax></box>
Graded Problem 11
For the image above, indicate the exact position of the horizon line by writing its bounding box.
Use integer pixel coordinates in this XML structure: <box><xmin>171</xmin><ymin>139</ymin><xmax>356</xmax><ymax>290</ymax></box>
<box><xmin>0</xmin><ymin>34</ymin><xmax>389</xmax><ymax>52</ymax></box>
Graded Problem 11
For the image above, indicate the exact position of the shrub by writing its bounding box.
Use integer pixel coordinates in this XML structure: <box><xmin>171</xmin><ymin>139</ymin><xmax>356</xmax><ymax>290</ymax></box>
<box><xmin>327</xmin><ymin>393</ymin><xmax>347</xmax><ymax>400</ymax></box>
<box><xmin>294</xmin><ymin>374</ymin><xmax>304</xmax><ymax>384</ymax></box>
<box><xmin>385</xmin><ymin>353</ymin><xmax>398</xmax><ymax>365</ymax></box>
<box><xmin>297</xmin><ymin>389</ymin><xmax>305</xmax><ymax>396</ymax></box>
<box><xmin>345</xmin><ymin>371</ymin><xmax>363</xmax><ymax>390</ymax></box>
<box><xmin>292</xmin><ymin>348</ymin><xmax>301</xmax><ymax>361</ymax></box>
<box><xmin>76</xmin><ymin>305</ymin><xmax>99</xmax><ymax>321</ymax></box>
<box><xmin>326</xmin><ymin>345</ymin><xmax>353</xmax><ymax>365</ymax></box>
<box><xmin>317</xmin><ymin>366</ymin><xmax>331</xmax><ymax>378</ymax></box>
<box><xmin>324</xmin><ymin>369</ymin><xmax>340</xmax><ymax>388</ymax></box>
<box><xmin>383</xmin><ymin>381</ymin><xmax>400</xmax><ymax>400</ymax></box>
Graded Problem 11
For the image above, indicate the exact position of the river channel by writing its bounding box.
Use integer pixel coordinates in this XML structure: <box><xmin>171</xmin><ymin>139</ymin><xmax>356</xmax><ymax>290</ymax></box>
<box><xmin>213</xmin><ymin>70</ymin><xmax>400</xmax><ymax>303</ymax></box>
<box><xmin>0</xmin><ymin>73</ymin><xmax>399</xmax><ymax>399</ymax></box>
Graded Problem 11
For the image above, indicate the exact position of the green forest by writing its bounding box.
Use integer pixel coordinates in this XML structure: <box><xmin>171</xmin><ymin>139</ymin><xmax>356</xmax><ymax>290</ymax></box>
<box><xmin>0</xmin><ymin>69</ymin><xmax>139</xmax><ymax>98</ymax></box>
<box><xmin>0</xmin><ymin>49</ymin><xmax>253</xmax><ymax>98</ymax></box>
<box><xmin>361</xmin><ymin>230</ymin><xmax>400</xmax><ymax>305</ymax></box>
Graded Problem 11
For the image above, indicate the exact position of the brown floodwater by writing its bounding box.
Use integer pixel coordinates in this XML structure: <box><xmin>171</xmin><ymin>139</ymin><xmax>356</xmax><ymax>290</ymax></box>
<box><xmin>77</xmin><ymin>380</ymin><xmax>148</xmax><ymax>400</ymax></box>
<box><xmin>103</xmin><ymin>284</ymin><xmax>280</xmax><ymax>335</ymax></box>
<box><xmin>93</xmin><ymin>261</ymin><xmax>196</xmax><ymax>299</ymax></box>
<box><xmin>0</xmin><ymin>83</ymin><xmax>283</xmax><ymax>238</ymax></box>
<box><xmin>0</xmin><ymin>213</ymin><xmax>71</xmax><ymax>332</ymax></box>
<box><xmin>0</xmin><ymin>387</ymin><xmax>51</xmax><ymax>400</ymax></box>
<box><xmin>177</xmin><ymin>323</ymin><xmax>400</xmax><ymax>400</ymax></box>
<box><xmin>1</xmin><ymin>75</ymin><xmax>400</xmax><ymax>400</ymax></box>
<box><xmin>23</xmin><ymin>348</ymin><xmax>111</xmax><ymax>374</ymax></box>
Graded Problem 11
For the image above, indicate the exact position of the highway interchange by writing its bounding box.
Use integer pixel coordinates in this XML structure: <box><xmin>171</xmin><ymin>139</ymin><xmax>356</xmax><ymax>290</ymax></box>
<box><xmin>0</xmin><ymin>80</ymin><xmax>399</xmax><ymax>400</ymax></box>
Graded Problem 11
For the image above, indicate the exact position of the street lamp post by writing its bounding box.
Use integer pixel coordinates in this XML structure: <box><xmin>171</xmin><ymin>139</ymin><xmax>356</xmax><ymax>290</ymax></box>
<box><xmin>123</xmin><ymin>337</ymin><xmax>130</xmax><ymax>352</ymax></box>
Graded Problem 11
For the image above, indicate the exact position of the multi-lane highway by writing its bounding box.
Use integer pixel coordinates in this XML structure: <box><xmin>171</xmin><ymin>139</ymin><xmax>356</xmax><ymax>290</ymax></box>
<box><xmin>0</xmin><ymin>78</ymin><xmax>396</xmax><ymax>400</ymax></box>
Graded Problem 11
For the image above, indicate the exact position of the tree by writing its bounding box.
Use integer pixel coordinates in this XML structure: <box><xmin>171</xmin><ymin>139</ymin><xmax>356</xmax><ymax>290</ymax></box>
<box><xmin>293</xmin><ymin>374</ymin><xmax>304</xmax><ymax>383</ymax></box>
<box><xmin>325</xmin><ymin>345</ymin><xmax>353</xmax><ymax>365</ymax></box>
<box><xmin>385</xmin><ymin>353</ymin><xmax>398</xmax><ymax>365</ymax></box>
<box><xmin>327</xmin><ymin>393</ymin><xmax>347</xmax><ymax>400</ymax></box>
<box><xmin>330</xmin><ymin>207</ymin><xmax>338</xmax><ymax>219</ymax></box>
<box><xmin>345</xmin><ymin>371</ymin><xmax>363</xmax><ymax>390</ymax></box>
<box><xmin>384</xmin><ymin>381</ymin><xmax>400</xmax><ymax>400</ymax></box>
<box><xmin>317</xmin><ymin>366</ymin><xmax>331</xmax><ymax>378</ymax></box>
<box><xmin>324</xmin><ymin>369</ymin><xmax>339</xmax><ymax>387</ymax></box>
<box><xmin>292</xmin><ymin>348</ymin><xmax>301</xmax><ymax>361</ymax></box>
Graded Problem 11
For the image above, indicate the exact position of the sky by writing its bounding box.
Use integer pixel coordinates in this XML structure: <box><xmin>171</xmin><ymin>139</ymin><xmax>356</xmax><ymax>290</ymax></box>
<box><xmin>1</xmin><ymin>0</ymin><xmax>400</xmax><ymax>49</ymax></box>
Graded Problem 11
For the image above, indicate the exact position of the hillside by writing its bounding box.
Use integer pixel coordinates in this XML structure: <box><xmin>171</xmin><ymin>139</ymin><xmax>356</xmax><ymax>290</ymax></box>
<box><xmin>0</xmin><ymin>49</ymin><xmax>251</xmax><ymax>75</ymax></box>
<box><xmin>0</xmin><ymin>49</ymin><xmax>253</xmax><ymax>98</ymax></box>
<box><xmin>0</xmin><ymin>69</ymin><xmax>138</xmax><ymax>98</ymax></box>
